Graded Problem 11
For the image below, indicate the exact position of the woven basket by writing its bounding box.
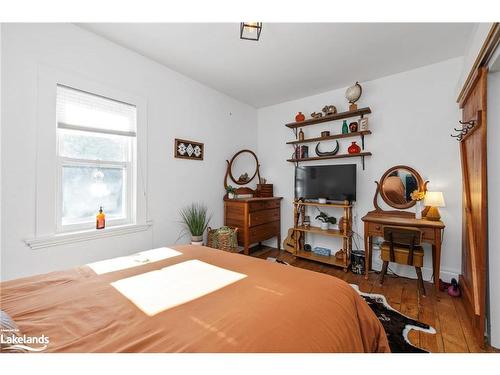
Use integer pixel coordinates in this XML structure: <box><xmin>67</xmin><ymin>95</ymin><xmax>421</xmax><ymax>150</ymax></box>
<box><xmin>207</xmin><ymin>226</ymin><xmax>239</xmax><ymax>252</ymax></box>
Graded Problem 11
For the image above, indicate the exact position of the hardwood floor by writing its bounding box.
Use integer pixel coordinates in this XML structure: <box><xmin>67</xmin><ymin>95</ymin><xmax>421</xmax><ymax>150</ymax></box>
<box><xmin>250</xmin><ymin>246</ymin><xmax>495</xmax><ymax>353</ymax></box>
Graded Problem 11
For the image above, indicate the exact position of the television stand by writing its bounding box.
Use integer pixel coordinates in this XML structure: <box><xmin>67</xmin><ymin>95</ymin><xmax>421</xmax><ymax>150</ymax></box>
<box><xmin>292</xmin><ymin>200</ymin><xmax>353</xmax><ymax>271</ymax></box>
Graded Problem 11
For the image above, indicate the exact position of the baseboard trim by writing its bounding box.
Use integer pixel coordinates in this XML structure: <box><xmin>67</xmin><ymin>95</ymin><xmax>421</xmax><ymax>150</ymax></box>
<box><xmin>265</xmin><ymin>241</ymin><xmax>459</xmax><ymax>283</ymax></box>
<box><xmin>370</xmin><ymin>249</ymin><xmax>459</xmax><ymax>283</ymax></box>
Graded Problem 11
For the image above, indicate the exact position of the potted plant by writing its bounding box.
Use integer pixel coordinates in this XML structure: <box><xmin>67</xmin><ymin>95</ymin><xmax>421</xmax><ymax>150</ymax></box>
<box><xmin>226</xmin><ymin>185</ymin><xmax>236</xmax><ymax>199</ymax></box>
<box><xmin>179</xmin><ymin>203</ymin><xmax>211</xmax><ymax>245</ymax></box>
<box><xmin>315</xmin><ymin>211</ymin><xmax>336</xmax><ymax>230</ymax></box>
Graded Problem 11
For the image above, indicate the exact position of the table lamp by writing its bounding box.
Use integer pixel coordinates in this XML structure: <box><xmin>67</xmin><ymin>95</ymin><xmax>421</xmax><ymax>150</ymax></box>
<box><xmin>424</xmin><ymin>192</ymin><xmax>445</xmax><ymax>221</ymax></box>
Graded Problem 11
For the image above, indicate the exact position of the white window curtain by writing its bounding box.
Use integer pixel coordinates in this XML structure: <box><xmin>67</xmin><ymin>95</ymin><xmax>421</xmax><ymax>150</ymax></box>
<box><xmin>56</xmin><ymin>85</ymin><xmax>137</xmax><ymax>136</ymax></box>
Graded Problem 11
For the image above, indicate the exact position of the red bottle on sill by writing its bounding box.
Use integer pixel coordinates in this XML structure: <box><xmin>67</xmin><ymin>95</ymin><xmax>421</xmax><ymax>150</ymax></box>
<box><xmin>348</xmin><ymin>141</ymin><xmax>361</xmax><ymax>154</ymax></box>
<box><xmin>96</xmin><ymin>206</ymin><xmax>106</xmax><ymax>230</ymax></box>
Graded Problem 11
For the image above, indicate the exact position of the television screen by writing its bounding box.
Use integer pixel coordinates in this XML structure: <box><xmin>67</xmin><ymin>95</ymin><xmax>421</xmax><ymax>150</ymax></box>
<box><xmin>295</xmin><ymin>164</ymin><xmax>357</xmax><ymax>202</ymax></box>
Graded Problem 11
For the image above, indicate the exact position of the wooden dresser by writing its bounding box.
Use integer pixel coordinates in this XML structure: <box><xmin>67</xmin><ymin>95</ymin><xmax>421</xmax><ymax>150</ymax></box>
<box><xmin>224</xmin><ymin>197</ymin><xmax>282</xmax><ymax>255</ymax></box>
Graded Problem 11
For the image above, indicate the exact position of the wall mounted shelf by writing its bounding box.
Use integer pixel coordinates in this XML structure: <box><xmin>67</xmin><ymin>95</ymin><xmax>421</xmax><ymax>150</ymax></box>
<box><xmin>288</xmin><ymin>130</ymin><xmax>370</xmax><ymax>156</ymax></box>
<box><xmin>285</xmin><ymin>107</ymin><xmax>371</xmax><ymax>129</ymax></box>
<box><xmin>287</xmin><ymin>151</ymin><xmax>372</xmax><ymax>169</ymax></box>
<box><xmin>286</xmin><ymin>130</ymin><xmax>371</xmax><ymax>145</ymax></box>
<box><xmin>285</xmin><ymin>106</ymin><xmax>373</xmax><ymax>170</ymax></box>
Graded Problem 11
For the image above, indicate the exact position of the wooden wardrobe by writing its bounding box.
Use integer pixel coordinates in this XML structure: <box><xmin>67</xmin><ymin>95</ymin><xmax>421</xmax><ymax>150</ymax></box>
<box><xmin>458</xmin><ymin>67</ymin><xmax>488</xmax><ymax>347</ymax></box>
<box><xmin>456</xmin><ymin>23</ymin><xmax>500</xmax><ymax>347</ymax></box>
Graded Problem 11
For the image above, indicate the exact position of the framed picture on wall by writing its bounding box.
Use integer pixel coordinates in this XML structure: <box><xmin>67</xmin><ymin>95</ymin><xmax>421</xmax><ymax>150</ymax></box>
<box><xmin>174</xmin><ymin>138</ymin><xmax>204</xmax><ymax>160</ymax></box>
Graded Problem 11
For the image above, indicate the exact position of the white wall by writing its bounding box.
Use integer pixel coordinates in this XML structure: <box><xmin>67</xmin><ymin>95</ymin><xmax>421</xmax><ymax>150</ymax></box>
<box><xmin>0</xmin><ymin>24</ymin><xmax>257</xmax><ymax>280</ymax></box>
<box><xmin>257</xmin><ymin>58</ymin><xmax>463</xmax><ymax>282</ymax></box>
<box><xmin>457</xmin><ymin>23</ymin><xmax>494</xmax><ymax>94</ymax></box>
<box><xmin>0</xmin><ymin>24</ymin><xmax>3</xmax><ymax>281</ymax></box>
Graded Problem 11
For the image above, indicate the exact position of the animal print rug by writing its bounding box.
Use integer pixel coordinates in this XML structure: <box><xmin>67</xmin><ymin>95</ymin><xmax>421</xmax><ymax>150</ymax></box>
<box><xmin>351</xmin><ymin>284</ymin><xmax>436</xmax><ymax>353</ymax></box>
<box><xmin>266</xmin><ymin>257</ymin><xmax>435</xmax><ymax>352</ymax></box>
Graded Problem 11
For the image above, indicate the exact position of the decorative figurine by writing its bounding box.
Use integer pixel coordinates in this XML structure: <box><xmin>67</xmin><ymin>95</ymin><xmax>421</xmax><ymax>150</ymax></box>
<box><xmin>322</xmin><ymin>105</ymin><xmax>337</xmax><ymax>116</ymax></box>
<box><xmin>345</xmin><ymin>81</ymin><xmax>362</xmax><ymax>111</ymax></box>
<box><xmin>349</xmin><ymin>121</ymin><xmax>358</xmax><ymax>132</ymax></box>
<box><xmin>310</xmin><ymin>112</ymin><xmax>323</xmax><ymax>119</ymax></box>
<box><xmin>238</xmin><ymin>173</ymin><xmax>250</xmax><ymax>183</ymax></box>
<box><xmin>315</xmin><ymin>141</ymin><xmax>339</xmax><ymax>157</ymax></box>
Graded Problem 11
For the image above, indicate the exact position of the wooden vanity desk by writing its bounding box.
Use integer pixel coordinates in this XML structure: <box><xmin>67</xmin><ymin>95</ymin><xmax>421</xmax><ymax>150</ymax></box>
<box><xmin>363</xmin><ymin>165</ymin><xmax>446</xmax><ymax>291</ymax></box>
<box><xmin>362</xmin><ymin>211</ymin><xmax>445</xmax><ymax>290</ymax></box>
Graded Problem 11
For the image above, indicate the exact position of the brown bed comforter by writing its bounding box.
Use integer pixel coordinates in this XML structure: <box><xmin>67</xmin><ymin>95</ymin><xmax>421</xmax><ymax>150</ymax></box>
<box><xmin>0</xmin><ymin>245</ymin><xmax>389</xmax><ymax>353</ymax></box>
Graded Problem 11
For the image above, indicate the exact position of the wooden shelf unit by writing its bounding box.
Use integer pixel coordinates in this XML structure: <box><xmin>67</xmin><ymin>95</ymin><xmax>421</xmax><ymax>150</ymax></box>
<box><xmin>292</xmin><ymin>200</ymin><xmax>353</xmax><ymax>271</ymax></box>
<box><xmin>286</xmin><ymin>130</ymin><xmax>371</xmax><ymax>145</ymax></box>
<box><xmin>295</xmin><ymin>249</ymin><xmax>348</xmax><ymax>268</ymax></box>
<box><xmin>293</xmin><ymin>201</ymin><xmax>352</xmax><ymax>208</ymax></box>
<box><xmin>285</xmin><ymin>107</ymin><xmax>371</xmax><ymax>129</ymax></box>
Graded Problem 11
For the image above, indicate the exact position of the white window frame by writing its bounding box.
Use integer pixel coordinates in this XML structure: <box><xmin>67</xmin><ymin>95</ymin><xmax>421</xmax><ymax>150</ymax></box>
<box><xmin>55</xmin><ymin>156</ymin><xmax>135</xmax><ymax>233</ymax></box>
<box><xmin>55</xmin><ymin>85</ymin><xmax>138</xmax><ymax>233</ymax></box>
<box><xmin>25</xmin><ymin>65</ymin><xmax>150</xmax><ymax>249</ymax></box>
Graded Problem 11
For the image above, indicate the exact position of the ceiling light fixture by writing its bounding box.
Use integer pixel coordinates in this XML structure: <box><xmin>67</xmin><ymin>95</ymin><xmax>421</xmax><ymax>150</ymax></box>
<box><xmin>240</xmin><ymin>22</ymin><xmax>262</xmax><ymax>41</ymax></box>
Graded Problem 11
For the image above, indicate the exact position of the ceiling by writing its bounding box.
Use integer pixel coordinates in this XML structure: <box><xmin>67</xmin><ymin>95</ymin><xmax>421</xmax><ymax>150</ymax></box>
<box><xmin>79</xmin><ymin>23</ymin><xmax>474</xmax><ymax>108</ymax></box>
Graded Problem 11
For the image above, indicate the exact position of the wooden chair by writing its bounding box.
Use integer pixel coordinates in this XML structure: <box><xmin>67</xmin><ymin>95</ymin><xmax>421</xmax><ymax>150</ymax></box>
<box><xmin>379</xmin><ymin>226</ymin><xmax>425</xmax><ymax>296</ymax></box>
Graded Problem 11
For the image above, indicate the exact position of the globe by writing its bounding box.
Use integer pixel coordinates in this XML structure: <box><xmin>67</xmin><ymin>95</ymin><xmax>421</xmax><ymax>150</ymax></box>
<box><xmin>345</xmin><ymin>82</ymin><xmax>362</xmax><ymax>104</ymax></box>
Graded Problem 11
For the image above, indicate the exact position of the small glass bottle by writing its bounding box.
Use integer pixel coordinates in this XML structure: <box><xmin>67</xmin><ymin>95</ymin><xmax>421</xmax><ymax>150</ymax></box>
<box><xmin>342</xmin><ymin>120</ymin><xmax>349</xmax><ymax>134</ymax></box>
<box><xmin>96</xmin><ymin>206</ymin><xmax>106</xmax><ymax>230</ymax></box>
<box><xmin>298</xmin><ymin>128</ymin><xmax>304</xmax><ymax>141</ymax></box>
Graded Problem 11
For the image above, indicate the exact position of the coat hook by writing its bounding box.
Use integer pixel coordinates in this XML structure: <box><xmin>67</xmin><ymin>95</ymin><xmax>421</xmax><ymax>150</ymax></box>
<box><xmin>459</xmin><ymin>119</ymin><xmax>475</xmax><ymax>126</ymax></box>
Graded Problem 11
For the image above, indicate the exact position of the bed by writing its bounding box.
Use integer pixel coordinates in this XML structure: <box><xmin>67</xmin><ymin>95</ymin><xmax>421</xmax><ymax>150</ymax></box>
<box><xmin>0</xmin><ymin>245</ymin><xmax>389</xmax><ymax>353</ymax></box>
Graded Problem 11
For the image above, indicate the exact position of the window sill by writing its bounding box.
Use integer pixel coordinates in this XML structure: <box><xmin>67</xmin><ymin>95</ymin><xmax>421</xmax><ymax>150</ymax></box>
<box><xmin>25</xmin><ymin>221</ymin><xmax>153</xmax><ymax>250</ymax></box>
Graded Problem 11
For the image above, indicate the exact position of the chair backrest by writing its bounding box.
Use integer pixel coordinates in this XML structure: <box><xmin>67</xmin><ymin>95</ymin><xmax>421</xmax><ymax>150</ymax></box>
<box><xmin>383</xmin><ymin>226</ymin><xmax>422</xmax><ymax>246</ymax></box>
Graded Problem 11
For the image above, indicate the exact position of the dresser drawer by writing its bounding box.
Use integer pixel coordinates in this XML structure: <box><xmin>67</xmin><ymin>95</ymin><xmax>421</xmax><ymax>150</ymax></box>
<box><xmin>249</xmin><ymin>221</ymin><xmax>280</xmax><ymax>243</ymax></box>
<box><xmin>368</xmin><ymin>222</ymin><xmax>384</xmax><ymax>236</ymax></box>
<box><xmin>249</xmin><ymin>208</ymin><xmax>280</xmax><ymax>227</ymax></box>
<box><xmin>421</xmin><ymin>227</ymin><xmax>435</xmax><ymax>242</ymax></box>
<box><xmin>249</xmin><ymin>199</ymin><xmax>281</xmax><ymax>212</ymax></box>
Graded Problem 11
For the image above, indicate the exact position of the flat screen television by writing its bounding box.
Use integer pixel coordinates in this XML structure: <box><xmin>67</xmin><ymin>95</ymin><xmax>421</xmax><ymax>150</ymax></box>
<box><xmin>295</xmin><ymin>164</ymin><xmax>357</xmax><ymax>202</ymax></box>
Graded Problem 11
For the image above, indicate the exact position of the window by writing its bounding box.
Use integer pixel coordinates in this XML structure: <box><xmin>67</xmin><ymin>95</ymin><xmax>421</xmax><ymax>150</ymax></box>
<box><xmin>56</xmin><ymin>85</ymin><xmax>137</xmax><ymax>232</ymax></box>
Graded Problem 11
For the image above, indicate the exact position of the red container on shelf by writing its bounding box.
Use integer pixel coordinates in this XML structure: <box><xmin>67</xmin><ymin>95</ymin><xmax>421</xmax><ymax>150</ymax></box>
<box><xmin>295</xmin><ymin>112</ymin><xmax>305</xmax><ymax>122</ymax></box>
<box><xmin>348</xmin><ymin>141</ymin><xmax>361</xmax><ymax>154</ymax></box>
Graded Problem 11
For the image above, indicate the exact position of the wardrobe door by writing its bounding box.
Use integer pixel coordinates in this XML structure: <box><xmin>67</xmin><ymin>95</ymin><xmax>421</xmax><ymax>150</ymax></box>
<box><xmin>459</xmin><ymin>67</ymin><xmax>488</xmax><ymax>347</ymax></box>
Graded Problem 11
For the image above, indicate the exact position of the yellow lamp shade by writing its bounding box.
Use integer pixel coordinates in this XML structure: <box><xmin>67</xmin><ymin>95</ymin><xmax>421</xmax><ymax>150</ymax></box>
<box><xmin>424</xmin><ymin>191</ymin><xmax>445</xmax><ymax>207</ymax></box>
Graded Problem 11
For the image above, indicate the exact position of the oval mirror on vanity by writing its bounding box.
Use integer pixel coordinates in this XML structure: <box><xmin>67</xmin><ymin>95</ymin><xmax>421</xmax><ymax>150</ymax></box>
<box><xmin>373</xmin><ymin>165</ymin><xmax>428</xmax><ymax>212</ymax></box>
<box><xmin>379</xmin><ymin>166</ymin><xmax>424</xmax><ymax>209</ymax></box>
